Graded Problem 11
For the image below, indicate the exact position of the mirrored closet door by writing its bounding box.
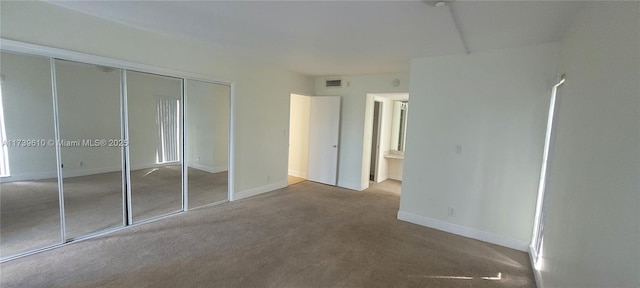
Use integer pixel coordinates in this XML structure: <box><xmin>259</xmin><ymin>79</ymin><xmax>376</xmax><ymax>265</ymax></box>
<box><xmin>126</xmin><ymin>71</ymin><xmax>183</xmax><ymax>222</ymax></box>
<box><xmin>0</xmin><ymin>43</ymin><xmax>232</xmax><ymax>261</ymax></box>
<box><xmin>0</xmin><ymin>51</ymin><xmax>62</xmax><ymax>257</ymax></box>
<box><xmin>54</xmin><ymin>59</ymin><xmax>125</xmax><ymax>239</ymax></box>
<box><xmin>185</xmin><ymin>80</ymin><xmax>230</xmax><ymax>208</ymax></box>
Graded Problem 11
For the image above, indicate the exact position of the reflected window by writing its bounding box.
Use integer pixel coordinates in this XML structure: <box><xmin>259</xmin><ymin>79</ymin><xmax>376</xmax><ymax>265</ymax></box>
<box><xmin>0</xmin><ymin>82</ymin><xmax>10</xmax><ymax>177</ymax></box>
<box><xmin>156</xmin><ymin>97</ymin><xmax>180</xmax><ymax>164</ymax></box>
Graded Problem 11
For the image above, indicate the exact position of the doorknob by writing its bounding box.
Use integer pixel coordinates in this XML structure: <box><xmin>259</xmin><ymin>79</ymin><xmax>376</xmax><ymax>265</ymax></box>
<box><xmin>332</xmin><ymin>145</ymin><xmax>337</xmax><ymax>148</ymax></box>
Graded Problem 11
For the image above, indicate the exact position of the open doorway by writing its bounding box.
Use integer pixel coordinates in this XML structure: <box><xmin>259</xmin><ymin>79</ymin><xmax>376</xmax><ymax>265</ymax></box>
<box><xmin>288</xmin><ymin>94</ymin><xmax>310</xmax><ymax>186</ymax></box>
<box><xmin>363</xmin><ymin>93</ymin><xmax>409</xmax><ymax>194</ymax></box>
<box><xmin>287</xmin><ymin>94</ymin><xmax>341</xmax><ymax>186</ymax></box>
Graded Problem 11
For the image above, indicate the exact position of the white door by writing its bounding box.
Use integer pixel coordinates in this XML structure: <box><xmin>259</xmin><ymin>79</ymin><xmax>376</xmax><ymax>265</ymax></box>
<box><xmin>307</xmin><ymin>96</ymin><xmax>340</xmax><ymax>185</ymax></box>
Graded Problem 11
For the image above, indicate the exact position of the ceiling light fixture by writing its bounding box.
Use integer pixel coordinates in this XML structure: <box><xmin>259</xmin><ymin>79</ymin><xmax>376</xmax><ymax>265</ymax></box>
<box><xmin>423</xmin><ymin>1</ymin><xmax>448</xmax><ymax>8</ymax></box>
<box><xmin>423</xmin><ymin>0</ymin><xmax>470</xmax><ymax>54</ymax></box>
<box><xmin>434</xmin><ymin>1</ymin><xmax>447</xmax><ymax>8</ymax></box>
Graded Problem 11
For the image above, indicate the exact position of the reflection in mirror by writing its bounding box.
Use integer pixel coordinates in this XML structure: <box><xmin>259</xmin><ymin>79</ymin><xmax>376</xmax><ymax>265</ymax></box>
<box><xmin>0</xmin><ymin>51</ymin><xmax>62</xmax><ymax>258</ymax></box>
<box><xmin>390</xmin><ymin>101</ymin><xmax>408</xmax><ymax>152</ymax></box>
<box><xmin>127</xmin><ymin>71</ymin><xmax>183</xmax><ymax>222</ymax></box>
<box><xmin>186</xmin><ymin>80</ymin><xmax>229</xmax><ymax>208</ymax></box>
<box><xmin>55</xmin><ymin>59</ymin><xmax>124</xmax><ymax>239</ymax></box>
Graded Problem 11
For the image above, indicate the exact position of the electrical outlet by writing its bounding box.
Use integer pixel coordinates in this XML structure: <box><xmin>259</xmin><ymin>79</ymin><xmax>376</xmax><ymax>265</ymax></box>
<box><xmin>448</xmin><ymin>207</ymin><xmax>455</xmax><ymax>217</ymax></box>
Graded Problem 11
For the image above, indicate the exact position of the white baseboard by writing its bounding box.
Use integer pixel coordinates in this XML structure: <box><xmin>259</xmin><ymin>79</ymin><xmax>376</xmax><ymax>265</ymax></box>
<box><xmin>529</xmin><ymin>244</ymin><xmax>544</xmax><ymax>288</ymax></box>
<box><xmin>189</xmin><ymin>163</ymin><xmax>227</xmax><ymax>174</ymax></box>
<box><xmin>0</xmin><ymin>163</ymin><xmax>185</xmax><ymax>183</ymax></box>
<box><xmin>131</xmin><ymin>162</ymin><xmax>168</xmax><ymax>171</ymax></box>
<box><xmin>338</xmin><ymin>180</ymin><xmax>365</xmax><ymax>191</ymax></box>
<box><xmin>375</xmin><ymin>175</ymin><xmax>389</xmax><ymax>183</ymax></box>
<box><xmin>397</xmin><ymin>210</ymin><xmax>529</xmax><ymax>252</ymax></box>
<box><xmin>0</xmin><ymin>171</ymin><xmax>57</xmax><ymax>183</ymax></box>
<box><xmin>387</xmin><ymin>173</ymin><xmax>403</xmax><ymax>181</ymax></box>
<box><xmin>63</xmin><ymin>166</ymin><xmax>122</xmax><ymax>178</ymax></box>
<box><xmin>288</xmin><ymin>169</ymin><xmax>307</xmax><ymax>179</ymax></box>
<box><xmin>234</xmin><ymin>180</ymin><xmax>287</xmax><ymax>201</ymax></box>
<box><xmin>359</xmin><ymin>180</ymin><xmax>370</xmax><ymax>191</ymax></box>
<box><xmin>3</xmin><ymin>166</ymin><xmax>125</xmax><ymax>182</ymax></box>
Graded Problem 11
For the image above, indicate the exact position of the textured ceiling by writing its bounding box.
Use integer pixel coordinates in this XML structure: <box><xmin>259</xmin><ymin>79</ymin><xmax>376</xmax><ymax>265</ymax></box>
<box><xmin>48</xmin><ymin>1</ymin><xmax>585</xmax><ymax>76</ymax></box>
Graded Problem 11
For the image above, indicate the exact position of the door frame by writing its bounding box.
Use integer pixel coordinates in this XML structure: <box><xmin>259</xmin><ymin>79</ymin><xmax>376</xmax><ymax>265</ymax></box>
<box><xmin>361</xmin><ymin>93</ymin><xmax>409</xmax><ymax>190</ymax></box>
<box><xmin>530</xmin><ymin>75</ymin><xmax>565</xmax><ymax>269</ymax></box>
<box><xmin>370</xmin><ymin>100</ymin><xmax>383</xmax><ymax>182</ymax></box>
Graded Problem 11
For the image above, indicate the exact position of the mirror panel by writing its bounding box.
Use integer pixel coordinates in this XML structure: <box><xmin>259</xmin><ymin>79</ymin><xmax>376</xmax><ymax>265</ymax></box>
<box><xmin>55</xmin><ymin>59</ymin><xmax>124</xmax><ymax>239</ymax></box>
<box><xmin>0</xmin><ymin>51</ymin><xmax>62</xmax><ymax>257</ymax></box>
<box><xmin>127</xmin><ymin>71</ymin><xmax>183</xmax><ymax>222</ymax></box>
<box><xmin>390</xmin><ymin>101</ymin><xmax>408</xmax><ymax>152</ymax></box>
<box><xmin>186</xmin><ymin>80</ymin><xmax>229</xmax><ymax>208</ymax></box>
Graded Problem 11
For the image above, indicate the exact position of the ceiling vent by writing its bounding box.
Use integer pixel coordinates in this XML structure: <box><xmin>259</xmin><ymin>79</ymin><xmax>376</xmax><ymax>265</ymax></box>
<box><xmin>325</xmin><ymin>79</ymin><xmax>342</xmax><ymax>87</ymax></box>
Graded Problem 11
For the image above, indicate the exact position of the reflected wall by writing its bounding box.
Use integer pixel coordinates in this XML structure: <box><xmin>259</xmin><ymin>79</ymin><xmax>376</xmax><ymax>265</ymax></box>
<box><xmin>0</xmin><ymin>51</ymin><xmax>61</xmax><ymax>257</ymax></box>
<box><xmin>186</xmin><ymin>80</ymin><xmax>229</xmax><ymax>208</ymax></box>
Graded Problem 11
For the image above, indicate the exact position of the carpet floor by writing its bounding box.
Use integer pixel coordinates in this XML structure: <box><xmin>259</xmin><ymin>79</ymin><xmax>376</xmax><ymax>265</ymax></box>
<box><xmin>0</xmin><ymin>180</ymin><xmax>535</xmax><ymax>287</ymax></box>
<box><xmin>0</xmin><ymin>166</ymin><xmax>228</xmax><ymax>258</ymax></box>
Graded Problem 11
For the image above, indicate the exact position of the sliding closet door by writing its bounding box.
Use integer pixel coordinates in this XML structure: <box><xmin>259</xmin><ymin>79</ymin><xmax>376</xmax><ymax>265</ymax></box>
<box><xmin>0</xmin><ymin>52</ymin><xmax>62</xmax><ymax>258</ymax></box>
<box><xmin>54</xmin><ymin>60</ymin><xmax>124</xmax><ymax>239</ymax></box>
<box><xmin>185</xmin><ymin>80</ymin><xmax>230</xmax><ymax>208</ymax></box>
<box><xmin>126</xmin><ymin>71</ymin><xmax>183</xmax><ymax>222</ymax></box>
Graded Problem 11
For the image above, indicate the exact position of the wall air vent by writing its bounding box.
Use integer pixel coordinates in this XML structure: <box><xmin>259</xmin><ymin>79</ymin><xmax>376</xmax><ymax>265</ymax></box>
<box><xmin>325</xmin><ymin>79</ymin><xmax>342</xmax><ymax>87</ymax></box>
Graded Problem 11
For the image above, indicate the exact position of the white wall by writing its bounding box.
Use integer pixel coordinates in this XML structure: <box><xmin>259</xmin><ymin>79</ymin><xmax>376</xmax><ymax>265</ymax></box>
<box><xmin>288</xmin><ymin>94</ymin><xmax>310</xmax><ymax>178</ymax></box>
<box><xmin>315</xmin><ymin>73</ymin><xmax>409</xmax><ymax>190</ymax></box>
<box><xmin>186</xmin><ymin>80</ymin><xmax>230</xmax><ymax>173</ymax></box>
<box><xmin>0</xmin><ymin>1</ymin><xmax>314</xmax><ymax>195</ymax></box>
<box><xmin>536</xmin><ymin>2</ymin><xmax>639</xmax><ymax>287</ymax></box>
<box><xmin>399</xmin><ymin>42</ymin><xmax>561</xmax><ymax>250</ymax></box>
<box><xmin>0</xmin><ymin>51</ymin><xmax>58</xmax><ymax>182</ymax></box>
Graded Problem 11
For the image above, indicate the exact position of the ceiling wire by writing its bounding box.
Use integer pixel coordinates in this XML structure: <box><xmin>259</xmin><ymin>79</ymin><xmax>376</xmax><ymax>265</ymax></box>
<box><xmin>446</xmin><ymin>3</ymin><xmax>471</xmax><ymax>54</ymax></box>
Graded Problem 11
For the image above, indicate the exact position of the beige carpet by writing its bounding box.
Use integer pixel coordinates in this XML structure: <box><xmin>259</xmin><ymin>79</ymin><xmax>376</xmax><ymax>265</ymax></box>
<box><xmin>0</xmin><ymin>166</ymin><xmax>228</xmax><ymax>258</ymax></box>
<box><xmin>0</xmin><ymin>180</ymin><xmax>535</xmax><ymax>287</ymax></box>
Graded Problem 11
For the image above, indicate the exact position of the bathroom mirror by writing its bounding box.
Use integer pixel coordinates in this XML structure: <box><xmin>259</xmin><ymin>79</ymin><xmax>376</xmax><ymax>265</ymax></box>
<box><xmin>390</xmin><ymin>101</ymin><xmax>408</xmax><ymax>152</ymax></box>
